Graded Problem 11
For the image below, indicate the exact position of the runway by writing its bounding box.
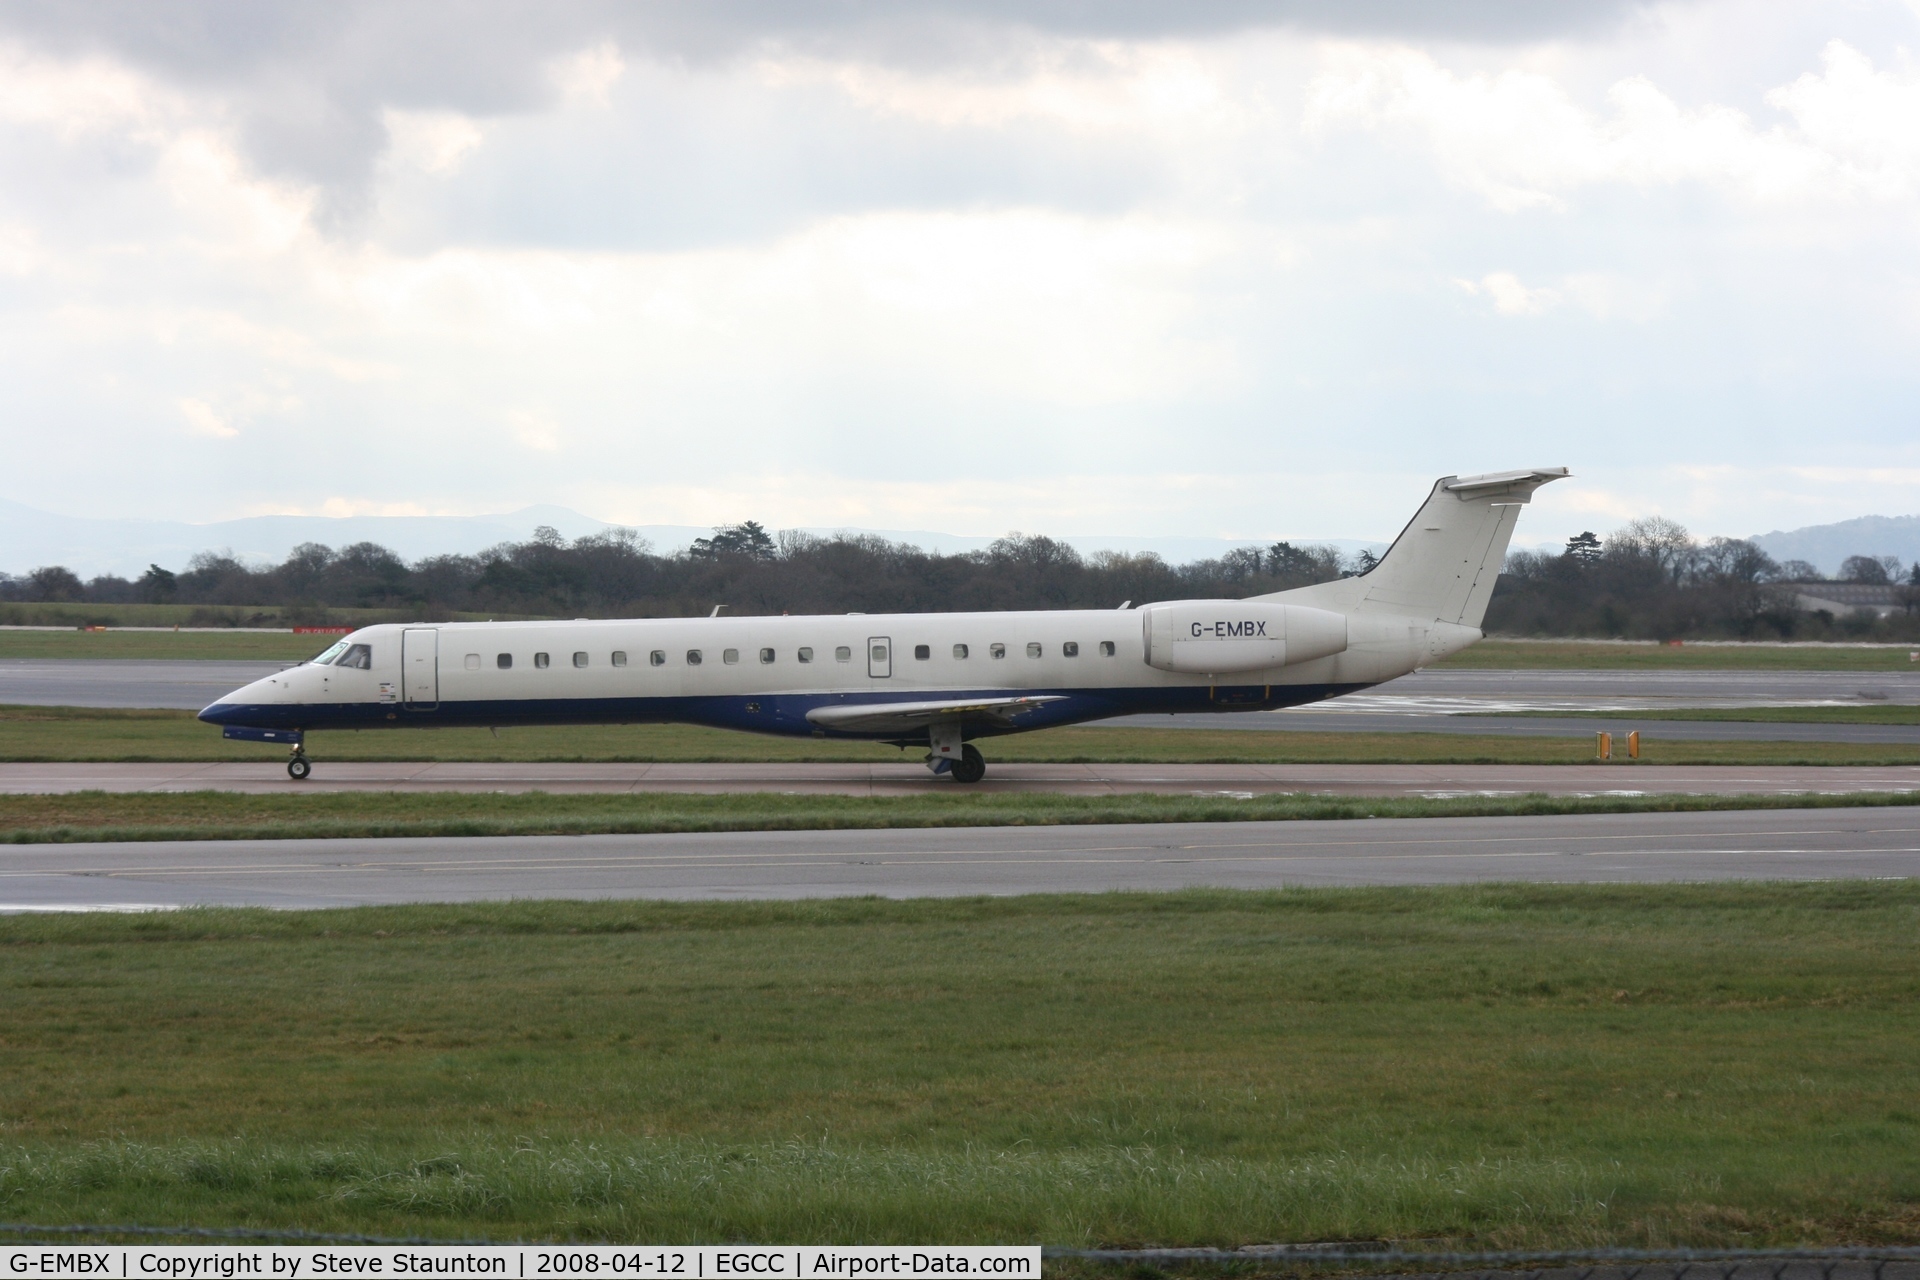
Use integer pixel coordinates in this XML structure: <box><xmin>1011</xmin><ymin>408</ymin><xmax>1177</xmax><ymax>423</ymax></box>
<box><xmin>1120</xmin><ymin>711</ymin><xmax>1920</xmax><ymax>743</ymax></box>
<box><xmin>5</xmin><ymin>760</ymin><xmax>1918</xmax><ymax>796</ymax></box>
<box><xmin>0</xmin><ymin>659</ymin><xmax>289</xmax><ymax>709</ymax></box>
<box><xmin>4</xmin><ymin>807</ymin><xmax>1915</xmax><ymax>910</ymax></box>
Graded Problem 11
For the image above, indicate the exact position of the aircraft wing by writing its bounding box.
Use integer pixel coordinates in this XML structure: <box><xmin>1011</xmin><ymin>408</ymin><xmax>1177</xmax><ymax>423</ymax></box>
<box><xmin>805</xmin><ymin>695</ymin><xmax>1068</xmax><ymax>735</ymax></box>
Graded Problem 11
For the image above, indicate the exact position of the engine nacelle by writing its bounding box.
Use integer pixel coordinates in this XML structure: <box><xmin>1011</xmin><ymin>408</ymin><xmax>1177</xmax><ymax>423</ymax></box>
<box><xmin>1141</xmin><ymin>600</ymin><xmax>1348</xmax><ymax>674</ymax></box>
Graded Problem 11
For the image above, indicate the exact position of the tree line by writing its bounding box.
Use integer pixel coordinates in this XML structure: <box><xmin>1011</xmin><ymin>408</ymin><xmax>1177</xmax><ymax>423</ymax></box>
<box><xmin>5</xmin><ymin>516</ymin><xmax>1916</xmax><ymax>638</ymax></box>
<box><xmin>1487</xmin><ymin>517</ymin><xmax>1920</xmax><ymax>639</ymax></box>
<box><xmin>0</xmin><ymin>522</ymin><xmax>1357</xmax><ymax>619</ymax></box>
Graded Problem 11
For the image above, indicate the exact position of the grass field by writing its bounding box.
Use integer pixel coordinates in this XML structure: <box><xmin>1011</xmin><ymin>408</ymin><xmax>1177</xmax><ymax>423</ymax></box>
<box><xmin>7</xmin><ymin>627</ymin><xmax>1920</xmax><ymax>668</ymax></box>
<box><xmin>0</xmin><ymin>629</ymin><xmax>346</xmax><ymax>659</ymax></box>
<box><xmin>0</xmin><ymin>602</ymin><xmax>527</xmax><ymax>631</ymax></box>
<box><xmin>4</xmin><ymin>705</ymin><xmax>1918</xmax><ymax>765</ymax></box>
<box><xmin>2</xmin><ymin>885</ymin><xmax>1918</xmax><ymax>1245</ymax></box>
<box><xmin>1434</xmin><ymin>639</ymin><xmax>1920</xmax><ymax>670</ymax></box>
<box><xmin>7</xmin><ymin>787</ymin><xmax>1918</xmax><ymax>844</ymax></box>
<box><xmin>1483</xmin><ymin>704</ymin><xmax>1920</xmax><ymax>724</ymax></box>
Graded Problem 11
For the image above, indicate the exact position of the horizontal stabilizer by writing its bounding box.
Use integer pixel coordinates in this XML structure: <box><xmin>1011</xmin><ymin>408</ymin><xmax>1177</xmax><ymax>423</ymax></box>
<box><xmin>1442</xmin><ymin>467</ymin><xmax>1571</xmax><ymax>498</ymax></box>
<box><xmin>806</xmin><ymin>695</ymin><xmax>1066</xmax><ymax>735</ymax></box>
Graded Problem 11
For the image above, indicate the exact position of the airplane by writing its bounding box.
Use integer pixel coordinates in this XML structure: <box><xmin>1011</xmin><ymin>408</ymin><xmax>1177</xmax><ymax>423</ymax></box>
<box><xmin>199</xmin><ymin>468</ymin><xmax>1568</xmax><ymax>782</ymax></box>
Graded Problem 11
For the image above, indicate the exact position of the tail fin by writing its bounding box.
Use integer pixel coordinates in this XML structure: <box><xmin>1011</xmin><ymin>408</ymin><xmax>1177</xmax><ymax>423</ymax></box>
<box><xmin>1340</xmin><ymin>468</ymin><xmax>1569</xmax><ymax>628</ymax></box>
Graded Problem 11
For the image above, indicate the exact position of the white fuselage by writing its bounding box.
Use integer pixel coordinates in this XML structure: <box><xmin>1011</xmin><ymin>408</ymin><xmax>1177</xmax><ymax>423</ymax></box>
<box><xmin>199</xmin><ymin>603</ymin><xmax>1473</xmax><ymax>739</ymax></box>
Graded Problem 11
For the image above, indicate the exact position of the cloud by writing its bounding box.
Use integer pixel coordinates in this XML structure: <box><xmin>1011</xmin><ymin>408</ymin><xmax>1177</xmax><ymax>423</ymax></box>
<box><xmin>0</xmin><ymin>0</ymin><xmax>1656</xmax><ymax>205</ymax></box>
<box><xmin>381</xmin><ymin>108</ymin><xmax>484</xmax><ymax>176</ymax></box>
<box><xmin>178</xmin><ymin>396</ymin><xmax>236</xmax><ymax>438</ymax></box>
<box><xmin>1765</xmin><ymin>39</ymin><xmax>1920</xmax><ymax>198</ymax></box>
<box><xmin>2</xmin><ymin>1</ymin><xmax>1920</xmax><ymax>553</ymax></box>
<box><xmin>1457</xmin><ymin>271</ymin><xmax>1558</xmax><ymax>315</ymax></box>
<box><xmin>506</xmin><ymin>410</ymin><xmax>563</xmax><ymax>452</ymax></box>
<box><xmin>1454</xmin><ymin>271</ymin><xmax>1666</xmax><ymax>320</ymax></box>
<box><xmin>550</xmin><ymin>40</ymin><xmax>625</xmax><ymax>109</ymax></box>
<box><xmin>0</xmin><ymin>221</ymin><xmax>38</xmax><ymax>274</ymax></box>
<box><xmin>1303</xmin><ymin>38</ymin><xmax>1920</xmax><ymax>210</ymax></box>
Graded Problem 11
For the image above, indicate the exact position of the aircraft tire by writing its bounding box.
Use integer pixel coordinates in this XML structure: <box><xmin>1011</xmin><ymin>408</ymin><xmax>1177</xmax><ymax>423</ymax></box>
<box><xmin>950</xmin><ymin>744</ymin><xmax>986</xmax><ymax>784</ymax></box>
<box><xmin>287</xmin><ymin>755</ymin><xmax>312</xmax><ymax>781</ymax></box>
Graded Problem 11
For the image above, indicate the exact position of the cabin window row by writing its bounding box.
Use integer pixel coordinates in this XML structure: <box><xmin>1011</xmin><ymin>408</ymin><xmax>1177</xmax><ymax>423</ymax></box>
<box><xmin>466</xmin><ymin>639</ymin><xmax>1119</xmax><ymax>671</ymax></box>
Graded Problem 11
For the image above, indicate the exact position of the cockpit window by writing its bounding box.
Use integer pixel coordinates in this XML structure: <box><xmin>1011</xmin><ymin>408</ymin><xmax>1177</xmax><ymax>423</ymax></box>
<box><xmin>310</xmin><ymin>640</ymin><xmax>350</xmax><ymax>665</ymax></box>
<box><xmin>334</xmin><ymin>643</ymin><xmax>373</xmax><ymax>670</ymax></box>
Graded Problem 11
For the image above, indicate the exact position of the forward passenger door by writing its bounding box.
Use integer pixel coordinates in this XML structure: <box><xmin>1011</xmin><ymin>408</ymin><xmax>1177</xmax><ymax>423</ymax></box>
<box><xmin>402</xmin><ymin>627</ymin><xmax>439</xmax><ymax>709</ymax></box>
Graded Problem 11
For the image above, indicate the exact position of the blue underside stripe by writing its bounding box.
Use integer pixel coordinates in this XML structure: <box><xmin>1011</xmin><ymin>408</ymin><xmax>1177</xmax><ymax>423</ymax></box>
<box><xmin>197</xmin><ymin>684</ymin><xmax>1371</xmax><ymax>739</ymax></box>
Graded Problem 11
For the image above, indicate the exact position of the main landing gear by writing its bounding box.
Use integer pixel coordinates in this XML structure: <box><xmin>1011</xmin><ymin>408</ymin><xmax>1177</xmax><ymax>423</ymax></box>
<box><xmin>950</xmin><ymin>744</ymin><xmax>986</xmax><ymax>785</ymax></box>
<box><xmin>288</xmin><ymin>746</ymin><xmax>312</xmax><ymax>781</ymax></box>
<box><xmin>925</xmin><ymin>722</ymin><xmax>986</xmax><ymax>784</ymax></box>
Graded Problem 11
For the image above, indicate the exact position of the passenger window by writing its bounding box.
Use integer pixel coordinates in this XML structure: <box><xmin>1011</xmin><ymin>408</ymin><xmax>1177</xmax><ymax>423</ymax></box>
<box><xmin>649</xmin><ymin>650</ymin><xmax>665</xmax><ymax>666</ymax></box>
<box><xmin>534</xmin><ymin>652</ymin><xmax>550</xmax><ymax>669</ymax></box>
<box><xmin>612</xmin><ymin>651</ymin><xmax>627</xmax><ymax>667</ymax></box>
<box><xmin>572</xmin><ymin>651</ymin><xmax>588</xmax><ymax>668</ymax></box>
<box><xmin>723</xmin><ymin>648</ymin><xmax>740</xmax><ymax>665</ymax></box>
<box><xmin>760</xmin><ymin>647</ymin><xmax>775</xmax><ymax>664</ymax></box>
<box><xmin>953</xmin><ymin>644</ymin><xmax>968</xmax><ymax>659</ymax></box>
<box><xmin>990</xmin><ymin>643</ymin><xmax>1006</xmax><ymax>659</ymax></box>
<box><xmin>1026</xmin><ymin>642</ymin><xmax>1042</xmax><ymax>658</ymax></box>
<box><xmin>1099</xmin><ymin>641</ymin><xmax>1115</xmax><ymax>657</ymax></box>
<box><xmin>464</xmin><ymin>653</ymin><xmax>480</xmax><ymax>671</ymax></box>
<box><xmin>497</xmin><ymin>653</ymin><xmax>512</xmax><ymax>670</ymax></box>
<box><xmin>687</xmin><ymin>650</ymin><xmax>703</xmax><ymax>666</ymax></box>
<box><xmin>914</xmin><ymin>644</ymin><xmax>930</xmax><ymax>660</ymax></box>
<box><xmin>798</xmin><ymin>647</ymin><xmax>814</xmax><ymax>663</ymax></box>
<box><xmin>335</xmin><ymin>643</ymin><xmax>372</xmax><ymax>670</ymax></box>
<box><xmin>1063</xmin><ymin>641</ymin><xmax>1079</xmax><ymax>657</ymax></box>
<box><xmin>835</xmin><ymin>646</ymin><xmax>852</xmax><ymax>662</ymax></box>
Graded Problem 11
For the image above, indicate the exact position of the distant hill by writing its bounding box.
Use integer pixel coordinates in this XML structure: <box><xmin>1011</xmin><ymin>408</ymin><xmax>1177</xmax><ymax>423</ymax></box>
<box><xmin>0</xmin><ymin>498</ymin><xmax>1386</xmax><ymax>579</ymax></box>
<box><xmin>1751</xmin><ymin>514</ymin><xmax>1920</xmax><ymax>576</ymax></box>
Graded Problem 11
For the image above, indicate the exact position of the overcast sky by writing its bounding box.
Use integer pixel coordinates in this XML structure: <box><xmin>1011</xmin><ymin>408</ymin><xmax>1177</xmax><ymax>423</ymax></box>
<box><xmin>2</xmin><ymin>0</ymin><xmax>1918</xmax><ymax>549</ymax></box>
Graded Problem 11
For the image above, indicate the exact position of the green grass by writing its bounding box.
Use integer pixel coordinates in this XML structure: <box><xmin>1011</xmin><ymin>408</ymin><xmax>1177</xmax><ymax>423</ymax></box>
<box><xmin>4</xmin><ymin>705</ymin><xmax>1918</xmax><ymax>766</ymax></box>
<box><xmin>0</xmin><ymin>602</ymin><xmax>530</xmax><ymax>633</ymax></box>
<box><xmin>0</xmin><ymin>629</ymin><xmax>346</xmax><ymax>659</ymax></box>
<box><xmin>7</xmin><ymin>787</ymin><xmax>1919</xmax><ymax>844</ymax></box>
<box><xmin>1479</xmin><ymin>704</ymin><xmax>1920</xmax><ymax>725</ymax></box>
<box><xmin>3</xmin><ymin>886</ymin><xmax>1920</xmax><ymax>1244</ymax></box>
<box><xmin>1437</xmin><ymin>639</ymin><xmax>1920</xmax><ymax>670</ymax></box>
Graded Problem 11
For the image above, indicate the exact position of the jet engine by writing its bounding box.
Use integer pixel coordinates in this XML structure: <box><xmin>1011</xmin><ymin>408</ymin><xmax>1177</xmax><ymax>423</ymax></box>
<box><xmin>1141</xmin><ymin>600</ymin><xmax>1348</xmax><ymax>674</ymax></box>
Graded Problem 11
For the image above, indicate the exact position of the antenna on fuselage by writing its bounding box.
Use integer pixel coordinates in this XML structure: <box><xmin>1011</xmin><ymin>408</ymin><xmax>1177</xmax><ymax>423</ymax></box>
<box><xmin>710</xmin><ymin>605</ymin><xmax>729</xmax><ymax>617</ymax></box>
<box><xmin>1117</xmin><ymin>600</ymin><xmax>1131</xmax><ymax>609</ymax></box>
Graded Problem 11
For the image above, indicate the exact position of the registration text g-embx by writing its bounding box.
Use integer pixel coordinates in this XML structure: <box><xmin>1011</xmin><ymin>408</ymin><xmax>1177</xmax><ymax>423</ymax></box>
<box><xmin>11</xmin><ymin>1255</ymin><xmax>116</xmax><ymax>1275</ymax></box>
<box><xmin>1189</xmin><ymin>620</ymin><xmax>1267</xmax><ymax>639</ymax></box>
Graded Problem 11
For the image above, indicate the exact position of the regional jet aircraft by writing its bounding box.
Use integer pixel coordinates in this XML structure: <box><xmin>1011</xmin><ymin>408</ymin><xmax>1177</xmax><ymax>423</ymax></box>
<box><xmin>201</xmin><ymin>468</ymin><xmax>1568</xmax><ymax>781</ymax></box>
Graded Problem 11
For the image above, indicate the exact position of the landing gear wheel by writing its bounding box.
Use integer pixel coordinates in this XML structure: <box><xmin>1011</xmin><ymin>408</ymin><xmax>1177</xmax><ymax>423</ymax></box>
<box><xmin>950</xmin><ymin>744</ymin><xmax>986</xmax><ymax>785</ymax></box>
<box><xmin>287</xmin><ymin>754</ymin><xmax>312</xmax><ymax>781</ymax></box>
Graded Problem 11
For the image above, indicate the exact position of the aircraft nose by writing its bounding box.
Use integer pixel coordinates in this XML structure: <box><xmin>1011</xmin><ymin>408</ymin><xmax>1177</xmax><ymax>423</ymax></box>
<box><xmin>199</xmin><ymin>673</ymin><xmax>278</xmax><ymax>724</ymax></box>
